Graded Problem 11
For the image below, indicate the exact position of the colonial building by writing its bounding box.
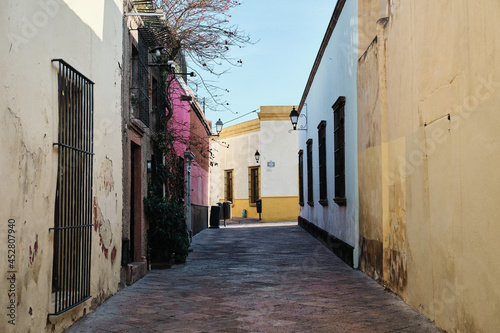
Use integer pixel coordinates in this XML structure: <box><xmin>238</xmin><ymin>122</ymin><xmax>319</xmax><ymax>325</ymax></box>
<box><xmin>1</xmin><ymin>0</ymin><xmax>124</xmax><ymax>332</ymax></box>
<box><xmin>299</xmin><ymin>0</ymin><xmax>500</xmax><ymax>331</ymax></box>
<box><xmin>169</xmin><ymin>74</ymin><xmax>212</xmax><ymax>237</ymax></box>
<box><xmin>296</xmin><ymin>0</ymin><xmax>359</xmax><ymax>268</ymax></box>
<box><xmin>121</xmin><ymin>1</ymin><xmax>165</xmax><ymax>286</ymax></box>
<box><xmin>121</xmin><ymin>0</ymin><xmax>211</xmax><ymax>279</ymax></box>
<box><xmin>210</xmin><ymin>106</ymin><xmax>299</xmax><ymax>222</ymax></box>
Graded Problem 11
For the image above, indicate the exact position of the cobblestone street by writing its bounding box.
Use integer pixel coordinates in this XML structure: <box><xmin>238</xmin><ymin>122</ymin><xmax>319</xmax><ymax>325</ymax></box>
<box><xmin>65</xmin><ymin>221</ymin><xmax>442</xmax><ymax>333</ymax></box>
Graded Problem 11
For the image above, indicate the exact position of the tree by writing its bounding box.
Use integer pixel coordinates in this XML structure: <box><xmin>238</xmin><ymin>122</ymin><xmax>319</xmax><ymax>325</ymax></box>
<box><xmin>156</xmin><ymin>0</ymin><xmax>250</xmax><ymax>73</ymax></box>
<box><xmin>140</xmin><ymin>0</ymin><xmax>249</xmax><ymax>265</ymax></box>
<box><xmin>149</xmin><ymin>0</ymin><xmax>253</xmax><ymax>112</ymax></box>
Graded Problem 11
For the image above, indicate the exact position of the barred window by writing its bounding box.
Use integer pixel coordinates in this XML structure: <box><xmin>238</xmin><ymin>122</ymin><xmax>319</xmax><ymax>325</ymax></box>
<box><xmin>51</xmin><ymin>59</ymin><xmax>94</xmax><ymax>315</ymax></box>
<box><xmin>248</xmin><ymin>167</ymin><xmax>260</xmax><ymax>204</ymax></box>
<box><xmin>298</xmin><ymin>150</ymin><xmax>304</xmax><ymax>206</ymax></box>
<box><xmin>137</xmin><ymin>29</ymin><xmax>150</xmax><ymax>127</ymax></box>
<box><xmin>333</xmin><ymin>97</ymin><xmax>346</xmax><ymax>206</ymax></box>
<box><xmin>318</xmin><ymin>121</ymin><xmax>328</xmax><ymax>206</ymax></box>
<box><xmin>225</xmin><ymin>170</ymin><xmax>233</xmax><ymax>202</ymax></box>
<box><xmin>306</xmin><ymin>139</ymin><xmax>314</xmax><ymax>206</ymax></box>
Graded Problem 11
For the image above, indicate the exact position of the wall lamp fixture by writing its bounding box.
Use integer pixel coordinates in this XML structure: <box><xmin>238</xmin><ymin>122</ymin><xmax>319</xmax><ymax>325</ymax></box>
<box><xmin>212</xmin><ymin>119</ymin><xmax>223</xmax><ymax>137</ymax></box>
<box><xmin>254</xmin><ymin>150</ymin><xmax>260</xmax><ymax>163</ymax></box>
<box><xmin>289</xmin><ymin>105</ymin><xmax>307</xmax><ymax>132</ymax></box>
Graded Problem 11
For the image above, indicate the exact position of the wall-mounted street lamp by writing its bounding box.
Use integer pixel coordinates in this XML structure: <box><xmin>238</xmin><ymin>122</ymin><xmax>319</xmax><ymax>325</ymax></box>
<box><xmin>254</xmin><ymin>150</ymin><xmax>260</xmax><ymax>163</ymax></box>
<box><xmin>212</xmin><ymin>118</ymin><xmax>223</xmax><ymax>137</ymax></box>
<box><xmin>289</xmin><ymin>106</ymin><xmax>299</xmax><ymax>130</ymax></box>
<box><xmin>289</xmin><ymin>105</ymin><xmax>307</xmax><ymax>132</ymax></box>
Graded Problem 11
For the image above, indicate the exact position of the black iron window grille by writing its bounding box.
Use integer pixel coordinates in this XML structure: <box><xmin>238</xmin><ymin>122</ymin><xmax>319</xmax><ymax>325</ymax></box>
<box><xmin>333</xmin><ymin>97</ymin><xmax>346</xmax><ymax>206</ymax></box>
<box><xmin>306</xmin><ymin>139</ymin><xmax>314</xmax><ymax>206</ymax></box>
<box><xmin>225</xmin><ymin>170</ymin><xmax>233</xmax><ymax>202</ymax></box>
<box><xmin>318</xmin><ymin>121</ymin><xmax>328</xmax><ymax>206</ymax></box>
<box><xmin>137</xmin><ymin>29</ymin><xmax>150</xmax><ymax>127</ymax></box>
<box><xmin>51</xmin><ymin>59</ymin><xmax>94</xmax><ymax>315</ymax></box>
<box><xmin>248</xmin><ymin>167</ymin><xmax>260</xmax><ymax>204</ymax></box>
<box><xmin>298</xmin><ymin>150</ymin><xmax>304</xmax><ymax>206</ymax></box>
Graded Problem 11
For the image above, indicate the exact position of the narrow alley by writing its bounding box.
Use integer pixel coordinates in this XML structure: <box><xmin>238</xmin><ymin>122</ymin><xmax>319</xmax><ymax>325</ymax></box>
<box><xmin>65</xmin><ymin>222</ymin><xmax>441</xmax><ymax>333</ymax></box>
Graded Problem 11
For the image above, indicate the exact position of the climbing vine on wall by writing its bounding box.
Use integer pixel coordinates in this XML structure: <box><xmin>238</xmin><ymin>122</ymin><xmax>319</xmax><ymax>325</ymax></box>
<box><xmin>143</xmin><ymin>84</ymin><xmax>191</xmax><ymax>265</ymax></box>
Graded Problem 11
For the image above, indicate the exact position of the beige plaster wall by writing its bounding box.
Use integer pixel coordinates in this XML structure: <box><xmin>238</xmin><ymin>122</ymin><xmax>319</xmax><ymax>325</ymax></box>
<box><xmin>0</xmin><ymin>0</ymin><xmax>123</xmax><ymax>332</ymax></box>
<box><xmin>358</xmin><ymin>0</ymin><xmax>500</xmax><ymax>331</ymax></box>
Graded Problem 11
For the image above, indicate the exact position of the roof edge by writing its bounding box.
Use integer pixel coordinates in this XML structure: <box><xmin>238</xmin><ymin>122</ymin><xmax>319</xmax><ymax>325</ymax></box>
<box><xmin>298</xmin><ymin>0</ymin><xmax>346</xmax><ymax>114</ymax></box>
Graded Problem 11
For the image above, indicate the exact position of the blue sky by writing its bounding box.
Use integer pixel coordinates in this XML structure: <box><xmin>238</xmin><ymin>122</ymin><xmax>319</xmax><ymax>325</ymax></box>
<box><xmin>192</xmin><ymin>0</ymin><xmax>335</xmax><ymax>130</ymax></box>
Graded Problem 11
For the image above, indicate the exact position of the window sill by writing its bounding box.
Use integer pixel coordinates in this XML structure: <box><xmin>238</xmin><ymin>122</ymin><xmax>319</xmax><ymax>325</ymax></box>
<box><xmin>333</xmin><ymin>197</ymin><xmax>347</xmax><ymax>206</ymax></box>
<box><xmin>318</xmin><ymin>199</ymin><xmax>329</xmax><ymax>207</ymax></box>
<box><xmin>249</xmin><ymin>203</ymin><xmax>256</xmax><ymax>207</ymax></box>
<box><xmin>299</xmin><ymin>202</ymin><xmax>304</xmax><ymax>207</ymax></box>
<box><xmin>307</xmin><ymin>201</ymin><xmax>314</xmax><ymax>207</ymax></box>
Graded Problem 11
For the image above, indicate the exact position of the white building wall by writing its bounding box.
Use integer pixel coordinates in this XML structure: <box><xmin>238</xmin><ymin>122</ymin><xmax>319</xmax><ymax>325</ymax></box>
<box><xmin>260</xmin><ymin>120</ymin><xmax>298</xmax><ymax>197</ymax></box>
<box><xmin>210</xmin><ymin>130</ymin><xmax>260</xmax><ymax>203</ymax></box>
<box><xmin>298</xmin><ymin>0</ymin><xmax>359</xmax><ymax>265</ymax></box>
<box><xmin>209</xmin><ymin>110</ymin><xmax>298</xmax><ymax>222</ymax></box>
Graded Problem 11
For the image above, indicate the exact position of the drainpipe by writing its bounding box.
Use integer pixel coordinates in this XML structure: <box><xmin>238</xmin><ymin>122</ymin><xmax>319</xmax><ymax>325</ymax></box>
<box><xmin>184</xmin><ymin>151</ymin><xmax>195</xmax><ymax>241</ymax></box>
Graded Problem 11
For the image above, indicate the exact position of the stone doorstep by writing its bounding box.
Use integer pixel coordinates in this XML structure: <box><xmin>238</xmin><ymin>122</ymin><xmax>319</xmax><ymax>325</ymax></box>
<box><xmin>126</xmin><ymin>262</ymin><xmax>147</xmax><ymax>286</ymax></box>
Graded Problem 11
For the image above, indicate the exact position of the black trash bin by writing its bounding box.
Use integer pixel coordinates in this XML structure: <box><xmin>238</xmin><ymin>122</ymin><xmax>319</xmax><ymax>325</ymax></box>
<box><xmin>222</xmin><ymin>201</ymin><xmax>232</xmax><ymax>226</ymax></box>
<box><xmin>210</xmin><ymin>205</ymin><xmax>221</xmax><ymax>228</ymax></box>
<box><xmin>223</xmin><ymin>201</ymin><xmax>232</xmax><ymax>219</ymax></box>
<box><xmin>255</xmin><ymin>199</ymin><xmax>262</xmax><ymax>220</ymax></box>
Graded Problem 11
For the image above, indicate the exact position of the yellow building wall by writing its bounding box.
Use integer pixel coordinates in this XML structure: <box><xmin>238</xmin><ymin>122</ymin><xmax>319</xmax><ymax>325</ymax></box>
<box><xmin>223</xmin><ymin>197</ymin><xmax>299</xmax><ymax>223</ymax></box>
<box><xmin>358</xmin><ymin>1</ymin><xmax>500</xmax><ymax>332</ymax></box>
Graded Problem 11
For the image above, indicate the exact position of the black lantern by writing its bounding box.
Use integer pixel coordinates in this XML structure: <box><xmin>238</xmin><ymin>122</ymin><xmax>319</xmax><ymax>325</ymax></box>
<box><xmin>289</xmin><ymin>106</ymin><xmax>299</xmax><ymax>130</ymax></box>
<box><xmin>215</xmin><ymin>118</ymin><xmax>223</xmax><ymax>136</ymax></box>
<box><xmin>255</xmin><ymin>150</ymin><xmax>260</xmax><ymax>163</ymax></box>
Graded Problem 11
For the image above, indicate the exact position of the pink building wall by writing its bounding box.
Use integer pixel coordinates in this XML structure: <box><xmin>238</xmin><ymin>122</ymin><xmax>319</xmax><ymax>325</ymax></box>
<box><xmin>168</xmin><ymin>76</ymin><xmax>210</xmax><ymax>207</ymax></box>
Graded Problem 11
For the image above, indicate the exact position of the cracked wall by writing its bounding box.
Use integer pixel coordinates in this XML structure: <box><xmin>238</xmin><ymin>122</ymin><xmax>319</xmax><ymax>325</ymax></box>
<box><xmin>0</xmin><ymin>1</ymin><xmax>123</xmax><ymax>332</ymax></box>
<box><xmin>358</xmin><ymin>0</ymin><xmax>500</xmax><ymax>332</ymax></box>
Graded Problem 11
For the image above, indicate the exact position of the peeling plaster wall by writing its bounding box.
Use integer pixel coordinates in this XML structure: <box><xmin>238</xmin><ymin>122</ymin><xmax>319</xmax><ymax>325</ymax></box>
<box><xmin>357</xmin><ymin>0</ymin><xmax>500</xmax><ymax>331</ymax></box>
<box><xmin>0</xmin><ymin>0</ymin><xmax>123</xmax><ymax>332</ymax></box>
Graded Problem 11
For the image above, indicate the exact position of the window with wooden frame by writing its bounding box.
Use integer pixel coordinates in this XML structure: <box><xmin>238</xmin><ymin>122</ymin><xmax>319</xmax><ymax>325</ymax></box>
<box><xmin>306</xmin><ymin>139</ymin><xmax>314</xmax><ymax>206</ymax></box>
<box><xmin>298</xmin><ymin>150</ymin><xmax>304</xmax><ymax>206</ymax></box>
<box><xmin>224</xmin><ymin>169</ymin><xmax>233</xmax><ymax>202</ymax></box>
<box><xmin>248</xmin><ymin>166</ymin><xmax>260</xmax><ymax>204</ymax></box>
<box><xmin>332</xmin><ymin>97</ymin><xmax>346</xmax><ymax>205</ymax></box>
<box><xmin>317</xmin><ymin>120</ymin><xmax>328</xmax><ymax>206</ymax></box>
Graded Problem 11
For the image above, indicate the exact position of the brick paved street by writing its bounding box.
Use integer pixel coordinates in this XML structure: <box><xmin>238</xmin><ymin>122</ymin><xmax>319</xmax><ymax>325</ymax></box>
<box><xmin>65</xmin><ymin>221</ymin><xmax>442</xmax><ymax>333</ymax></box>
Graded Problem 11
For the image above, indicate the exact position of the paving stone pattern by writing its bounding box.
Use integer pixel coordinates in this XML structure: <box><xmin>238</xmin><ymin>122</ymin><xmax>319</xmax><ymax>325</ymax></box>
<box><xmin>66</xmin><ymin>221</ymin><xmax>443</xmax><ymax>333</ymax></box>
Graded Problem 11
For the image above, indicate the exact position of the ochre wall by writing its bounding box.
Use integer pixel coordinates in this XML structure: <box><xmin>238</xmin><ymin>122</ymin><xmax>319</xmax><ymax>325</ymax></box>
<box><xmin>228</xmin><ymin>197</ymin><xmax>299</xmax><ymax>223</ymax></box>
<box><xmin>358</xmin><ymin>1</ymin><xmax>500</xmax><ymax>332</ymax></box>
